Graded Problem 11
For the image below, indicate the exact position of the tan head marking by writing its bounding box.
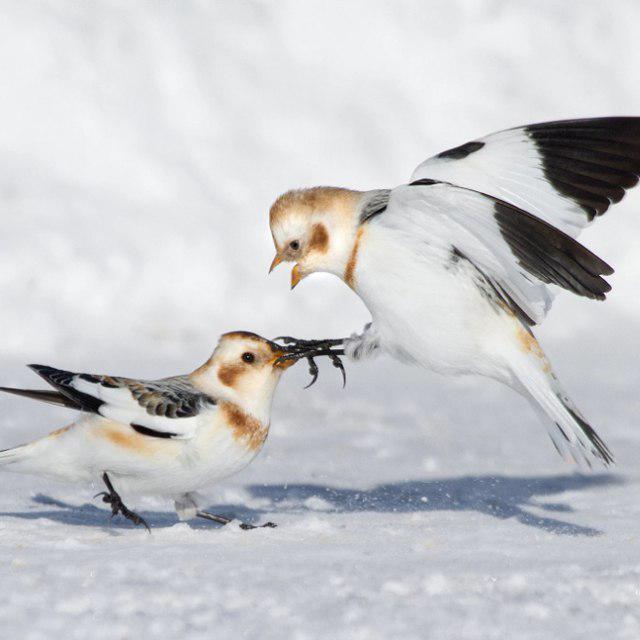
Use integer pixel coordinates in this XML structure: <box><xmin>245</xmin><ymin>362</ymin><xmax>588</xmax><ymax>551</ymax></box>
<box><xmin>217</xmin><ymin>363</ymin><xmax>245</xmax><ymax>387</ymax></box>
<box><xmin>308</xmin><ymin>223</ymin><xmax>329</xmax><ymax>253</ymax></box>
<box><xmin>270</xmin><ymin>187</ymin><xmax>362</xmax><ymax>229</ymax></box>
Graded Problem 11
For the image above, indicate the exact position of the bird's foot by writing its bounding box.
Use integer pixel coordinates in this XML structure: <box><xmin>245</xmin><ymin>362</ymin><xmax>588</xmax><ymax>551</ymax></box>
<box><xmin>273</xmin><ymin>337</ymin><xmax>347</xmax><ymax>388</ymax></box>
<box><xmin>239</xmin><ymin>521</ymin><xmax>278</xmax><ymax>530</ymax></box>
<box><xmin>96</xmin><ymin>473</ymin><xmax>151</xmax><ymax>532</ymax></box>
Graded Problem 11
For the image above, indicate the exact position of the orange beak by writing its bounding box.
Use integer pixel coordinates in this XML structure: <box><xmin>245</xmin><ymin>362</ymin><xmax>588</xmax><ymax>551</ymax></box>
<box><xmin>269</xmin><ymin>253</ymin><xmax>284</xmax><ymax>273</ymax></box>
<box><xmin>291</xmin><ymin>264</ymin><xmax>303</xmax><ymax>289</ymax></box>
<box><xmin>272</xmin><ymin>352</ymin><xmax>297</xmax><ymax>370</ymax></box>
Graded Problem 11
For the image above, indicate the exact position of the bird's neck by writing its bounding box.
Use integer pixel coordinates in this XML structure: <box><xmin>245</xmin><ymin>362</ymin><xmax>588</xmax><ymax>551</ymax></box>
<box><xmin>338</xmin><ymin>189</ymin><xmax>388</xmax><ymax>288</ymax></box>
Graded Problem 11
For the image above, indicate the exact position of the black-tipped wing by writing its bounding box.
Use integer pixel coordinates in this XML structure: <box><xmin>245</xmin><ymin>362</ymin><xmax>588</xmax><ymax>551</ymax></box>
<box><xmin>492</xmin><ymin>200</ymin><xmax>613</xmax><ymax>300</ymax></box>
<box><xmin>28</xmin><ymin>365</ymin><xmax>105</xmax><ymax>413</ymax></box>
<box><xmin>0</xmin><ymin>386</ymin><xmax>79</xmax><ymax>409</ymax></box>
<box><xmin>411</xmin><ymin>117</ymin><xmax>640</xmax><ymax>237</ymax></box>
<box><xmin>26</xmin><ymin>364</ymin><xmax>216</xmax><ymax>439</ymax></box>
<box><xmin>386</xmin><ymin>183</ymin><xmax>614</xmax><ymax>324</ymax></box>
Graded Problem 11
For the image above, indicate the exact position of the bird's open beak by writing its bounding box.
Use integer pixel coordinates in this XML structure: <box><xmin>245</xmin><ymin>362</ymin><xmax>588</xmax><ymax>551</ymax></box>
<box><xmin>290</xmin><ymin>264</ymin><xmax>305</xmax><ymax>289</ymax></box>
<box><xmin>271</xmin><ymin>352</ymin><xmax>297</xmax><ymax>370</ymax></box>
<box><xmin>269</xmin><ymin>253</ymin><xmax>284</xmax><ymax>273</ymax></box>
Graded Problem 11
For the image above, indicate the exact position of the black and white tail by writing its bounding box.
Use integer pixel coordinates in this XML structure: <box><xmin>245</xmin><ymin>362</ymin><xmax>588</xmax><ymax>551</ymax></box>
<box><xmin>512</xmin><ymin>356</ymin><xmax>614</xmax><ymax>467</ymax></box>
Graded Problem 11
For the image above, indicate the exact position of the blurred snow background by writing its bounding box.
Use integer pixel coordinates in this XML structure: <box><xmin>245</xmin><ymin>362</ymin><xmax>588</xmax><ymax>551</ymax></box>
<box><xmin>0</xmin><ymin>1</ymin><xmax>639</xmax><ymax>639</ymax></box>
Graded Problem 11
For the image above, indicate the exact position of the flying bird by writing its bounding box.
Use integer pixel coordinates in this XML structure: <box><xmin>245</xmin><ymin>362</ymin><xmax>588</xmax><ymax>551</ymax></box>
<box><xmin>268</xmin><ymin>117</ymin><xmax>640</xmax><ymax>466</ymax></box>
<box><xmin>0</xmin><ymin>332</ymin><xmax>344</xmax><ymax>530</ymax></box>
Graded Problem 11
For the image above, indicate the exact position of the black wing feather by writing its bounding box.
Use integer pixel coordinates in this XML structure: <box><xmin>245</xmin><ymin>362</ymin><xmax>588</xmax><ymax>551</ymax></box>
<box><xmin>525</xmin><ymin>117</ymin><xmax>640</xmax><ymax>220</ymax></box>
<box><xmin>492</xmin><ymin>200</ymin><xmax>613</xmax><ymax>300</ymax></box>
<box><xmin>0</xmin><ymin>387</ymin><xmax>80</xmax><ymax>409</ymax></box>
<box><xmin>28</xmin><ymin>364</ymin><xmax>104</xmax><ymax>413</ymax></box>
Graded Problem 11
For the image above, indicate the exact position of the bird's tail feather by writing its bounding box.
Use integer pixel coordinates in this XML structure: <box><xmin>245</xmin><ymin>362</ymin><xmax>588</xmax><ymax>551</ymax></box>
<box><xmin>512</xmin><ymin>358</ymin><xmax>613</xmax><ymax>467</ymax></box>
<box><xmin>0</xmin><ymin>443</ymin><xmax>29</xmax><ymax>468</ymax></box>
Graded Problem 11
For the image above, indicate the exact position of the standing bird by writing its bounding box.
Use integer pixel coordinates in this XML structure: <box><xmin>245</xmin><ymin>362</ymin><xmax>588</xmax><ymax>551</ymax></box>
<box><xmin>0</xmin><ymin>331</ymin><xmax>343</xmax><ymax>530</ymax></box>
<box><xmin>269</xmin><ymin>117</ymin><xmax>640</xmax><ymax>466</ymax></box>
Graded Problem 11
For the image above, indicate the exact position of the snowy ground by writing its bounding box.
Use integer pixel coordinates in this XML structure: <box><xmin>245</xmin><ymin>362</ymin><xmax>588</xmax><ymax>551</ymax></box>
<box><xmin>1</xmin><ymin>355</ymin><xmax>640</xmax><ymax>640</ymax></box>
<box><xmin>1</xmin><ymin>1</ymin><xmax>640</xmax><ymax>638</ymax></box>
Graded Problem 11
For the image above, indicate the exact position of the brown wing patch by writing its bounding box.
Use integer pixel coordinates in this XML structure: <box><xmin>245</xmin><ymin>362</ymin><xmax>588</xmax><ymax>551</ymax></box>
<box><xmin>220</xmin><ymin>401</ymin><xmax>268</xmax><ymax>451</ymax></box>
<box><xmin>97</xmin><ymin>422</ymin><xmax>164</xmax><ymax>455</ymax></box>
<box><xmin>270</xmin><ymin>187</ymin><xmax>362</xmax><ymax>226</ymax></box>
<box><xmin>344</xmin><ymin>226</ymin><xmax>365</xmax><ymax>289</ymax></box>
<box><xmin>217</xmin><ymin>363</ymin><xmax>245</xmax><ymax>388</ymax></box>
<box><xmin>516</xmin><ymin>325</ymin><xmax>552</xmax><ymax>373</ymax></box>
<box><xmin>308</xmin><ymin>223</ymin><xmax>329</xmax><ymax>253</ymax></box>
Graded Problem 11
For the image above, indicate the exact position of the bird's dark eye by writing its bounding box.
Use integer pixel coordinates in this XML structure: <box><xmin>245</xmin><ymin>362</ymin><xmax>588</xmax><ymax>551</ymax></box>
<box><xmin>289</xmin><ymin>240</ymin><xmax>300</xmax><ymax>251</ymax></box>
<box><xmin>241</xmin><ymin>352</ymin><xmax>255</xmax><ymax>364</ymax></box>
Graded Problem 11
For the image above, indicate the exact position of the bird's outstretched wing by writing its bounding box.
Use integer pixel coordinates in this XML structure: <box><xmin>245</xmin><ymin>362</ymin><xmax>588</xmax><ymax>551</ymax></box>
<box><xmin>410</xmin><ymin>117</ymin><xmax>640</xmax><ymax>237</ymax></box>
<box><xmin>11</xmin><ymin>365</ymin><xmax>217</xmax><ymax>439</ymax></box>
<box><xmin>385</xmin><ymin>182</ymin><xmax>614</xmax><ymax>325</ymax></box>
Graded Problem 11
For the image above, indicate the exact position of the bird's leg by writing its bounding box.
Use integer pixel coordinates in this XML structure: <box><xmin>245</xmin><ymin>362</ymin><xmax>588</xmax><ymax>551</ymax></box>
<box><xmin>96</xmin><ymin>472</ymin><xmax>150</xmax><ymax>532</ymax></box>
<box><xmin>196</xmin><ymin>510</ymin><xmax>277</xmax><ymax>530</ymax></box>
<box><xmin>196</xmin><ymin>510</ymin><xmax>233</xmax><ymax>525</ymax></box>
<box><xmin>343</xmin><ymin>323</ymin><xmax>380</xmax><ymax>361</ymax></box>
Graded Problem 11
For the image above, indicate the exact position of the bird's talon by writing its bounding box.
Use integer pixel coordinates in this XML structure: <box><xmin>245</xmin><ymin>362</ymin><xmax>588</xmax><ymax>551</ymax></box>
<box><xmin>304</xmin><ymin>356</ymin><xmax>319</xmax><ymax>388</ymax></box>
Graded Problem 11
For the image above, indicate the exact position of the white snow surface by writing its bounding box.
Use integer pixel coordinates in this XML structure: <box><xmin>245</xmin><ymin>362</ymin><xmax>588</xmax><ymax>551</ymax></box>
<box><xmin>1</xmin><ymin>1</ymin><xmax>640</xmax><ymax>638</ymax></box>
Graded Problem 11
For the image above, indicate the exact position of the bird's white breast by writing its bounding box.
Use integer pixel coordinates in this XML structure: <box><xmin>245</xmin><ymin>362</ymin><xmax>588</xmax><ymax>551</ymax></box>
<box><xmin>30</xmin><ymin>406</ymin><xmax>269</xmax><ymax>497</ymax></box>
<box><xmin>352</xmin><ymin>223</ymin><xmax>511</xmax><ymax>379</ymax></box>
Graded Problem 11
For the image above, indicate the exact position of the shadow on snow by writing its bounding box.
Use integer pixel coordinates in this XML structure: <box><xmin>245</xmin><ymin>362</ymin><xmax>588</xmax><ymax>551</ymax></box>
<box><xmin>246</xmin><ymin>473</ymin><xmax>621</xmax><ymax>537</ymax></box>
<box><xmin>0</xmin><ymin>473</ymin><xmax>620</xmax><ymax>536</ymax></box>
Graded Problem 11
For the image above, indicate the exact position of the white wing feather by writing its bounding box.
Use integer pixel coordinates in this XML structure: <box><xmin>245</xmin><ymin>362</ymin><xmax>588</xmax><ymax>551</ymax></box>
<box><xmin>71</xmin><ymin>377</ymin><xmax>204</xmax><ymax>439</ymax></box>
<box><xmin>385</xmin><ymin>183</ymin><xmax>606</xmax><ymax>324</ymax></box>
<box><xmin>411</xmin><ymin>118</ymin><xmax>640</xmax><ymax>238</ymax></box>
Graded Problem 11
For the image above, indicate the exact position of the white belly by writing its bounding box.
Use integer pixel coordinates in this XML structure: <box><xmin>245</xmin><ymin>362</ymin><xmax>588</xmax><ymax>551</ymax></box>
<box><xmin>110</xmin><ymin>423</ymin><xmax>262</xmax><ymax>497</ymax></box>
<box><xmin>11</xmin><ymin>410</ymin><xmax>266</xmax><ymax>498</ymax></box>
<box><xmin>353</xmin><ymin>225</ymin><xmax>510</xmax><ymax>379</ymax></box>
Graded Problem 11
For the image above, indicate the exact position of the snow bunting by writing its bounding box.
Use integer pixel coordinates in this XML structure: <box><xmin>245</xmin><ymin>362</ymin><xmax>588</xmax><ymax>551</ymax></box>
<box><xmin>268</xmin><ymin>117</ymin><xmax>640</xmax><ymax>466</ymax></box>
<box><xmin>0</xmin><ymin>331</ymin><xmax>344</xmax><ymax>530</ymax></box>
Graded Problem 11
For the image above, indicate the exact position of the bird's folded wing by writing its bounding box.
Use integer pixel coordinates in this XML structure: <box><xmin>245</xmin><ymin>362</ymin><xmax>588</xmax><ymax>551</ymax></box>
<box><xmin>386</xmin><ymin>183</ymin><xmax>614</xmax><ymax>324</ymax></box>
<box><xmin>28</xmin><ymin>365</ymin><xmax>216</xmax><ymax>439</ymax></box>
<box><xmin>410</xmin><ymin>117</ymin><xmax>640</xmax><ymax>237</ymax></box>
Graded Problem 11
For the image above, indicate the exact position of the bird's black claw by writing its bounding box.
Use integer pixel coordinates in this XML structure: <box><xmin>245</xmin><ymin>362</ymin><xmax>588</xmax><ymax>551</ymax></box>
<box><xmin>304</xmin><ymin>356</ymin><xmax>319</xmax><ymax>388</ymax></box>
<box><xmin>271</xmin><ymin>336</ymin><xmax>347</xmax><ymax>388</ymax></box>
<box><xmin>330</xmin><ymin>354</ymin><xmax>347</xmax><ymax>388</ymax></box>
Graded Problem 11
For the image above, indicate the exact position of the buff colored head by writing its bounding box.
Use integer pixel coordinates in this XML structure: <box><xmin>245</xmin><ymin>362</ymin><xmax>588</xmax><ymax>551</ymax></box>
<box><xmin>191</xmin><ymin>332</ymin><xmax>294</xmax><ymax>415</ymax></box>
<box><xmin>269</xmin><ymin>187</ymin><xmax>362</xmax><ymax>288</ymax></box>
